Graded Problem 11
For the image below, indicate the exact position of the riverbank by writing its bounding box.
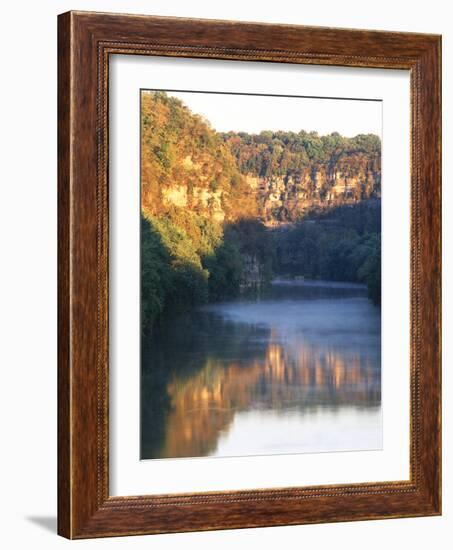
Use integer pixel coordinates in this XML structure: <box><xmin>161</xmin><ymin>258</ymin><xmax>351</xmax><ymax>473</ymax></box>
<box><xmin>271</xmin><ymin>278</ymin><xmax>368</xmax><ymax>289</ymax></box>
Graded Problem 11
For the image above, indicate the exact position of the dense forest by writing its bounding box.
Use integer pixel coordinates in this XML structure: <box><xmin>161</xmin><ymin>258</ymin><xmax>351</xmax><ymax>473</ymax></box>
<box><xmin>141</xmin><ymin>91</ymin><xmax>381</xmax><ymax>331</ymax></box>
<box><xmin>274</xmin><ymin>202</ymin><xmax>381</xmax><ymax>304</ymax></box>
<box><xmin>141</xmin><ymin>91</ymin><xmax>273</xmax><ymax>329</ymax></box>
<box><xmin>222</xmin><ymin>130</ymin><xmax>381</xmax><ymax>177</ymax></box>
<box><xmin>222</xmin><ymin>128</ymin><xmax>381</xmax><ymax>223</ymax></box>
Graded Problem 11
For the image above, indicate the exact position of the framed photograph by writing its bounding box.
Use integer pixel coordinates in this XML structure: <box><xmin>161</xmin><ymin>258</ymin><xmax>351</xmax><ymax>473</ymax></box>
<box><xmin>58</xmin><ymin>11</ymin><xmax>441</xmax><ymax>539</ymax></box>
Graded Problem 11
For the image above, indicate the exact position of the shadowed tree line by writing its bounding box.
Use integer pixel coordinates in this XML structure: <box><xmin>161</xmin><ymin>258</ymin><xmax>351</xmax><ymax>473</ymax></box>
<box><xmin>274</xmin><ymin>202</ymin><xmax>381</xmax><ymax>305</ymax></box>
<box><xmin>141</xmin><ymin>213</ymin><xmax>275</xmax><ymax>331</ymax></box>
<box><xmin>141</xmin><ymin>200</ymin><xmax>381</xmax><ymax>335</ymax></box>
<box><xmin>140</xmin><ymin>91</ymin><xmax>381</xmax><ymax>333</ymax></box>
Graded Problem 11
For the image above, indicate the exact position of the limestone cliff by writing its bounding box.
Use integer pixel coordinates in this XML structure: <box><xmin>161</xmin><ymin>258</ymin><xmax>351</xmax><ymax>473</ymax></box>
<box><xmin>248</xmin><ymin>153</ymin><xmax>380</xmax><ymax>224</ymax></box>
<box><xmin>141</xmin><ymin>91</ymin><xmax>257</xmax><ymax>225</ymax></box>
<box><xmin>141</xmin><ymin>91</ymin><xmax>381</xmax><ymax>228</ymax></box>
<box><xmin>223</xmin><ymin>131</ymin><xmax>381</xmax><ymax>225</ymax></box>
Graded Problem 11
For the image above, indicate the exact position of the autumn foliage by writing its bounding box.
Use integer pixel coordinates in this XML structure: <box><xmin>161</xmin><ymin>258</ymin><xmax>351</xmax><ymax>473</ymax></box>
<box><xmin>140</xmin><ymin>91</ymin><xmax>381</xmax><ymax>330</ymax></box>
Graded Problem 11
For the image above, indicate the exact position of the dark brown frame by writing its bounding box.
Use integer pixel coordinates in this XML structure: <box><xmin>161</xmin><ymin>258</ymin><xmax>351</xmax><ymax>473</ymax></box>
<box><xmin>58</xmin><ymin>10</ymin><xmax>442</xmax><ymax>539</ymax></box>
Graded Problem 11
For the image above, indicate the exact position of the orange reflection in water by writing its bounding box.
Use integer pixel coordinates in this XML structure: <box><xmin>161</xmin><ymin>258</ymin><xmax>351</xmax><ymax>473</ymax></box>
<box><xmin>154</xmin><ymin>335</ymin><xmax>380</xmax><ymax>458</ymax></box>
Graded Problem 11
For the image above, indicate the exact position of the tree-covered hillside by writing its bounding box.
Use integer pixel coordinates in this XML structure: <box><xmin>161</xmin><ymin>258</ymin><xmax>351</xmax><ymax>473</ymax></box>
<box><xmin>140</xmin><ymin>91</ymin><xmax>382</xmax><ymax>331</ymax></box>
<box><xmin>141</xmin><ymin>92</ymin><xmax>274</xmax><ymax>330</ymax></box>
<box><xmin>223</xmin><ymin>130</ymin><xmax>381</xmax><ymax>223</ymax></box>
<box><xmin>274</xmin><ymin>202</ymin><xmax>381</xmax><ymax>305</ymax></box>
<box><xmin>141</xmin><ymin>91</ymin><xmax>257</xmax><ymax>222</ymax></box>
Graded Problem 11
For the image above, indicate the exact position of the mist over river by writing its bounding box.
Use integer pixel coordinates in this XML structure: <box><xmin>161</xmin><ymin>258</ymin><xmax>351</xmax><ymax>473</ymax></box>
<box><xmin>141</xmin><ymin>280</ymin><xmax>382</xmax><ymax>460</ymax></box>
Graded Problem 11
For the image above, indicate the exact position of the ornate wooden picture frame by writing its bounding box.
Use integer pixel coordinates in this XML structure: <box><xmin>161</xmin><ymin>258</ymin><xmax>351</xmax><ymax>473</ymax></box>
<box><xmin>58</xmin><ymin>11</ymin><xmax>441</xmax><ymax>539</ymax></box>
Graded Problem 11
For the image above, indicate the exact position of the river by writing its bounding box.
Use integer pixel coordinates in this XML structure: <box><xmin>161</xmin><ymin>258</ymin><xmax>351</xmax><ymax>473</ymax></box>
<box><xmin>141</xmin><ymin>280</ymin><xmax>382</xmax><ymax>460</ymax></box>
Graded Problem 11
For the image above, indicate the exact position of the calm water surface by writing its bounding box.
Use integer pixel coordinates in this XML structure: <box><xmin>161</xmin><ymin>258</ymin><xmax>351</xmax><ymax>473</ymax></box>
<box><xmin>141</xmin><ymin>280</ymin><xmax>381</xmax><ymax>459</ymax></box>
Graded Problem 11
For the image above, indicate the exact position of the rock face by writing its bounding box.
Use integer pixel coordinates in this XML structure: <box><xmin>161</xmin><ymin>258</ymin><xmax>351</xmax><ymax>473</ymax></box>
<box><xmin>153</xmin><ymin>149</ymin><xmax>380</xmax><ymax>227</ymax></box>
<box><xmin>141</xmin><ymin>91</ymin><xmax>381</xmax><ymax>228</ymax></box>
<box><xmin>160</xmin><ymin>167</ymin><xmax>227</xmax><ymax>223</ymax></box>
<box><xmin>247</xmin><ymin>153</ymin><xmax>380</xmax><ymax>225</ymax></box>
<box><xmin>141</xmin><ymin>92</ymin><xmax>257</xmax><ymax>224</ymax></box>
<box><xmin>241</xmin><ymin>254</ymin><xmax>265</xmax><ymax>289</ymax></box>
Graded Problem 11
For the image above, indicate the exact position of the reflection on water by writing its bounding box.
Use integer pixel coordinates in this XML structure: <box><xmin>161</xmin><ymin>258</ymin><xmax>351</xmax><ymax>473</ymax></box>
<box><xmin>141</xmin><ymin>281</ymin><xmax>381</xmax><ymax>459</ymax></box>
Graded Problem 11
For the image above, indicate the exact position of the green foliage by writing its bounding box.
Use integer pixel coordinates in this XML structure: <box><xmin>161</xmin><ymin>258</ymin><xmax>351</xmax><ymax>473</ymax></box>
<box><xmin>141</xmin><ymin>91</ymin><xmax>257</xmax><ymax>221</ymax></box>
<box><xmin>166</xmin><ymin>260</ymin><xmax>209</xmax><ymax>311</ymax></box>
<box><xmin>205</xmin><ymin>219</ymin><xmax>276</xmax><ymax>299</ymax></box>
<box><xmin>141</xmin><ymin>216</ymin><xmax>173</xmax><ymax>329</ymax></box>
<box><xmin>357</xmin><ymin>234</ymin><xmax>381</xmax><ymax>305</ymax></box>
<box><xmin>204</xmin><ymin>234</ymin><xmax>243</xmax><ymax>300</ymax></box>
<box><xmin>141</xmin><ymin>210</ymin><xmax>275</xmax><ymax>331</ymax></box>
<box><xmin>141</xmin><ymin>213</ymin><xmax>209</xmax><ymax>325</ymax></box>
<box><xmin>275</xmin><ymin>203</ymin><xmax>381</xmax><ymax>304</ymax></box>
<box><xmin>226</xmin><ymin>219</ymin><xmax>276</xmax><ymax>283</ymax></box>
<box><xmin>140</xmin><ymin>91</ymin><xmax>381</xmax><ymax>333</ymax></box>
